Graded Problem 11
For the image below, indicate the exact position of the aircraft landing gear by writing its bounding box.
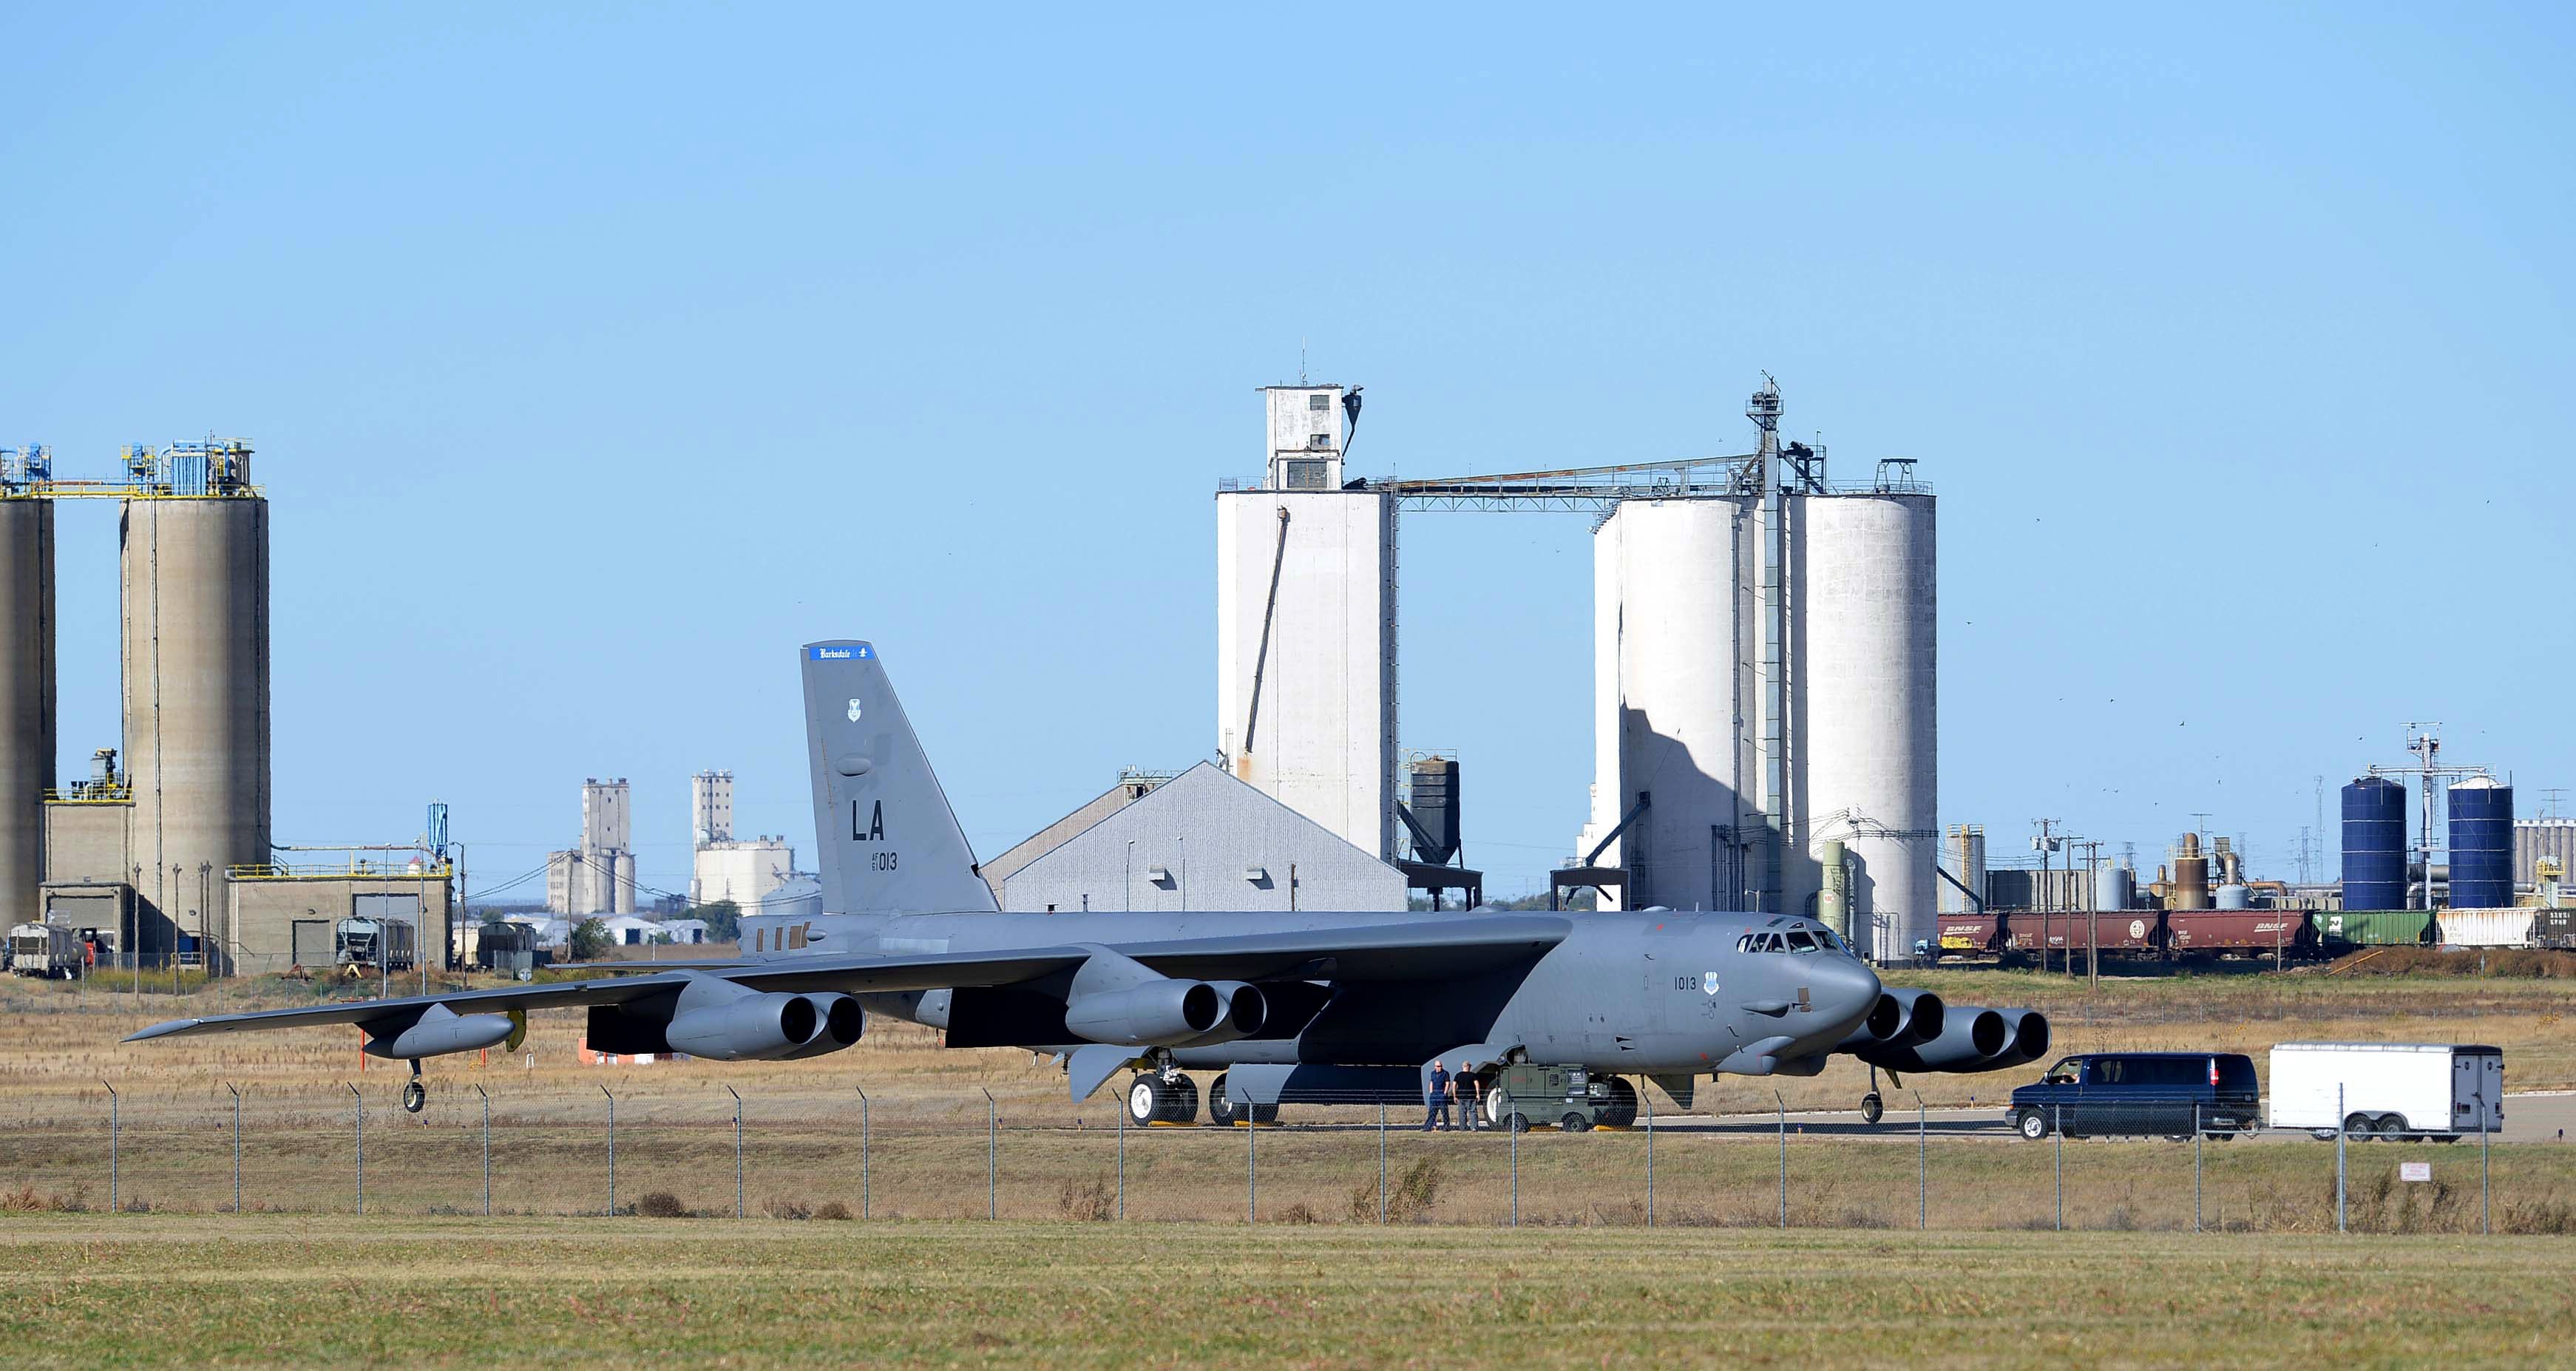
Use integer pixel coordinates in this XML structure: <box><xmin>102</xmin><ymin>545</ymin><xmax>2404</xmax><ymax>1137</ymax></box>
<box><xmin>402</xmin><ymin>1060</ymin><xmax>427</xmax><ymax>1114</ymax></box>
<box><xmin>1125</xmin><ymin>1069</ymin><xmax>1201</xmax><ymax>1125</ymax></box>
<box><xmin>1860</xmin><ymin>1064</ymin><xmax>1885</xmax><ymax>1125</ymax></box>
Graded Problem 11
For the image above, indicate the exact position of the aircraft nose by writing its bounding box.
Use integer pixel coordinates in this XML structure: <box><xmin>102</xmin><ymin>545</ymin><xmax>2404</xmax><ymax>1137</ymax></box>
<box><xmin>1810</xmin><ymin>954</ymin><xmax>1882</xmax><ymax>1036</ymax></box>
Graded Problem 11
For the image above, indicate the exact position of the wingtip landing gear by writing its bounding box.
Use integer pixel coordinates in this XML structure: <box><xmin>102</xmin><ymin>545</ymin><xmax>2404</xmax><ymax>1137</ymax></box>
<box><xmin>1859</xmin><ymin>1065</ymin><xmax>1886</xmax><ymax>1125</ymax></box>
<box><xmin>402</xmin><ymin>1060</ymin><xmax>427</xmax><ymax>1114</ymax></box>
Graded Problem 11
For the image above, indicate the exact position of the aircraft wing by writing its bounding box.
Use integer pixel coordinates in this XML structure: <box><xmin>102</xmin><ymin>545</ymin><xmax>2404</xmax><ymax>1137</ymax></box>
<box><xmin>126</xmin><ymin>915</ymin><xmax>1571</xmax><ymax>1043</ymax></box>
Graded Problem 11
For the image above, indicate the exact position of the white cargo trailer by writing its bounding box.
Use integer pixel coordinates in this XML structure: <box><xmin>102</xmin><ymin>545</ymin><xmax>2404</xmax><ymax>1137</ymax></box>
<box><xmin>8</xmin><ymin>922</ymin><xmax>82</xmax><ymax>978</ymax></box>
<box><xmin>2268</xmin><ymin>1043</ymin><xmax>2502</xmax><ymax>1141</ymax></box>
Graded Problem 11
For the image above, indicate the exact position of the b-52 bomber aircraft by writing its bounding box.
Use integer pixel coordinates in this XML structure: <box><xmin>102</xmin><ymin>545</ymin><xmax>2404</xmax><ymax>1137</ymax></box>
<box><xmin>132</xmin><ymin>640</ymin><xmax>2049</xmax><ymax>1127</ymax></box>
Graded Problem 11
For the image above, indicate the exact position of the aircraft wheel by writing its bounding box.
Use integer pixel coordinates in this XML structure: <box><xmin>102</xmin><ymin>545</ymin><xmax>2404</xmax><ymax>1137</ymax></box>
<box><xmin>401</xmin><ymin>1080</ymin><xmax>426</xmax><ymax>1114</ymax></box>
<box><xmin>1126</xmin><ymin>1074</ymin><xmax>1164</xmax><ymax>1127</ymax></box>
<box><xmin>2016</xmin><ymin>1108</ymin><xmax>2050</xmax><ymax>1140</ymax></box>
<box><xmin>1860</xmin><ymin>1091</ymin><xmax>1884</xmax><ymax>1125</ymax></box>
<box><xmin>1249</xmin><ymin>1103</ymin><xmax>1278</xmax><ymax>1125</ymax></box>
<box><xmin>1601</xmin><ymin>1077</ymin><xmax>1638</xmax><ymax>1129</ymax></box>
<box><xmin>1559</xmin><ymin>1112</ymin><xmax>1590</xmax><ymax>1134</ymax></box>
<box><xmin>1163</xmin><ymin>1074</ymin><xmax>1200</xmax><ymax>1125</ymax></box>
<box><xmin>1207</xmin><ymin>1074</ymin><xmax>1238</xmax><ymax>1126</ymax></box>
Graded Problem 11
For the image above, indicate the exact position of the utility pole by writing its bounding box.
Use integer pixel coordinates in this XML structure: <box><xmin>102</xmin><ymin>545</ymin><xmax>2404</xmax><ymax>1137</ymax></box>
<box><xmin>2073</xmin><ymin>839</ymin><xmax>2104</xmax><ymax>990</ymax></box>
<box><xmin>2032</xmin><ymin>820</ymin><xmax>2062</xmax><ymax>972</ymax></box>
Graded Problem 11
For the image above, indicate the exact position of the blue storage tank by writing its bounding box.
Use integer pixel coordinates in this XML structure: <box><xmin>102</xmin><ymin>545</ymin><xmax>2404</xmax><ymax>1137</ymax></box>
<box><xmin>2448</xmin><ymin>776</ymin><xmax>2514</xmax><ymax>909</ymax></box>
<box><xmin>2342</xmin><ymin>776</ymin><xmax>2407</xmax><ymax>910</ymax></box>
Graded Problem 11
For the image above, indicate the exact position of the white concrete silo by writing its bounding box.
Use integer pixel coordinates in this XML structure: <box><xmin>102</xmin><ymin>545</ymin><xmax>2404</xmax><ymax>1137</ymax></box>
<box><xmin>1789</xmin><ymin>492</ymin><xmax>1937</xmax><ymax>959</ymax></box>
<box><xmin>1576</xmin><ymin>498</ymin><xmax>1760</xmax><ymax>911</ymax></box>
<box><xmin>1214</xmin><ymin>385</ymin><xmax>1398</xmax><ymax>862</ymax></box>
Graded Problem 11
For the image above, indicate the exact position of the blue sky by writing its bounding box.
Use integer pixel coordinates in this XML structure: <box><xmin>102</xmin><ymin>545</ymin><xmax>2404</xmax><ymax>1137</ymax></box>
<box><xmin>3</xmin><ymin>6</ymin><xmax>2568</xmax><ymax>898</ymax></box>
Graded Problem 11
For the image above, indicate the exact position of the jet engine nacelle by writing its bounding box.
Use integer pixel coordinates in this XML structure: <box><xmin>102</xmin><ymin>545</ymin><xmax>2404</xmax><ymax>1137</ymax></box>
<box><xmin>1853</xmin><ymin>1006</ymin><xmax>2007</xmax><ymax>1072</ymax></box>
<box><xmin>1173</xmin><ymin>981</ymin><xmax>1267</xmax><ymax>1048</ymax></box>
<box><xmin>1837</xmin><ymin>989</ymin><xmax>1945</xmax><ymax>1052</ymax></box>
<box><xmin>778</xmin><ymin>994</ymin><xmax>866</xmax><ymax>1060</ymax></box>
<box><xmin>668</xmin><ymin>991</ymin><xmax>830</xmax><ymax>1061</ymax></box>
<box><xmin>1983</xmin><ymin>1009</ymin><xmax>2050</xmax><ymax>1069</ymax></box>
<box><xmin>363</xmin><ymin>1004</ymin><xmax>516</xmax><ymax>1060</ymax></box>
<box><xmin>1065</xmin><ymin>978</ymin><xmax>1236</xmax><ymax>1048</ymax></box>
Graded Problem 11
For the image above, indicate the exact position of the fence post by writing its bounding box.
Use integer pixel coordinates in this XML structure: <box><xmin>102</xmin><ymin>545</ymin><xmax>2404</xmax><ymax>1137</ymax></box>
<box><xmin>474</xmin><ymin>1084</ymin><xmax>490</xmax><ymax>1217</ymax></box>
<box><xmin>1113</xmin><ymin>1091</ymin><xmax>1124</xmax><ymax>1221</ymax></box>
<box><xmin>2335</xmin><ymin>1084</ymin><xmax>2347</xmax><ymax>1235</ymax></box>
<box><xmin>2053</xmin><ymin>1103</ymin><xmax>2063</xmax><ymax>1231</ymax></box>
<box><xmin>1377</xmin><ymin>1102</ymin><xmax>1388</xmax><ymax>1225</ymax></box>
<box><xmin>1245</xmin><ymin>1105</ymin><xmax>1256</xmax><ymax>1225</ymax></box>
<box><xmin>1643</xmin><ymin>1083</ymin><xmax>1655</xmax><ymax>1228</ymax></box>
<box><xmin>725</xmin><ymin>1086</ymin><xmax>744</xmax><ymax>1219</ymax></box>
<box><xmin>226</xmin><ymin>1083</ymin><xmax>241</xmax><ymax>1215</ymax></box>
<box><xmin>855</xmin><ymin>1086</ymin><xmax>871</xmax><ymax>1221</ymax></box>
<box><xmin>1915</xmin><ymin>1091</ymin><xmax>1926</xmax><ymax>1231</ymax></box>
<box><xmin>348</xmin><ymin>1082</ymin><xmax>362</xmax><ymax>1216</ymax></box>
<box><xmin>1775</xmin><ymin>1091</ymin><xmax>1787</xmax><ymax>1229</ymax></box>
<box><xmin>2194</xmin><ymin>1103</ymin><xmax>2203</xmax><ymax>1233</ymax></box>
<box><xmin>102</xmin><ymin>1080</ymin><xmax>117</xmax><ymax>1215</ymax></box>
<box><xmin>981</xmin><ymin>1088</ymin><xmax>996</xmax><ymax>1221</ymax></box>
<box><xmin>1509</xmin><ymin>1108</ymin><xmax>1519</xmax><ymax>1228</ymax></box>
<box><xmin>600</xmin><ymin>1084</ymin><xmax>615</xmax><ymax>1216</ymax></box>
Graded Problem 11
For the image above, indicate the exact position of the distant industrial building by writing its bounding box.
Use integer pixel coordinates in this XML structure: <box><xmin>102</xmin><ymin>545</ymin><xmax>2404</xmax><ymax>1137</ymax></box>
<box><xmin>546</xmin><ymin>777</ymin><xmax>637</xmax><ymax>915</ymax></box>
<box><xmin>1213</xmin><ymin>385</ymin><xmax>1397</xmax><ymax>863</ymax></box>
<box><xmin>992</xmin><ymin>762</ymin><xmax>1405</xmax><ymax>914</ymax></box>
<box><xmin>1</xmin><ymin>442</ymin><xmax>452</xmax><ymax>975</ymax></box>
<box><xmin>687</xmin><ymin>769</ymin><xmax>799</xmax><ymax>915</ymax></box>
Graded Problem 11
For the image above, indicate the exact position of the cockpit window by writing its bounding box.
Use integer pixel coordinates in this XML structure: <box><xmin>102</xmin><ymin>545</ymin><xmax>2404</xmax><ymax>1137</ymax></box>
<box><xmin>1736</xmin><ymin>933</ymin><xmax>1758</xmax><ymax>953</ymax></box>
<box><xmin>1786</xmin><ymin>930</ymin><xmax>1819</xmax><ymax>952</ymax></box>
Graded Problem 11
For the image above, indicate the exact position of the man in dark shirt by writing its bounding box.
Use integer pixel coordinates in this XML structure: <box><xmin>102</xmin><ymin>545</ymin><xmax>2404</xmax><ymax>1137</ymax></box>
<box><xmin>1424</xmin><ymin>1060</ymin><xmax>1451</xmax><ymax>1131</ymax></box>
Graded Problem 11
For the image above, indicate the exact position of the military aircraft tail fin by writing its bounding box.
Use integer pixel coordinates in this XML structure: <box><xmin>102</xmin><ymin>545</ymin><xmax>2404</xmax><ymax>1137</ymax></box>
<box><xmin>801</xmin><ymin>640</ymin><xmax>1000</xmax><ymax>915</ymax></box>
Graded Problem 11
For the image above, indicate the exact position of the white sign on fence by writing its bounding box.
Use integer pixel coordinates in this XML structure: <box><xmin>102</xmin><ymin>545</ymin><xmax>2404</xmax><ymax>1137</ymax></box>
<box><xmin>2400</xmin><ymin>1161</ymin><xmax>2433</xmax><ymax>1182</ymax></box>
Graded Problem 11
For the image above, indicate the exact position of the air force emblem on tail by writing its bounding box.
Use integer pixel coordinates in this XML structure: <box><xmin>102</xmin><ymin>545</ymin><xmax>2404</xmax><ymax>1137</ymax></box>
<box><xmin>807</xmin><ymin>644</ymin><xmax>875</xmax><ymax>660</ymax></box>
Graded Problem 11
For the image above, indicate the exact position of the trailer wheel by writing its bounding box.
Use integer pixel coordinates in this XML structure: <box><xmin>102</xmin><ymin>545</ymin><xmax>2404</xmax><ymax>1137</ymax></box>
<box><xmin>2312</xmin><ymin>1129</ymin><xmax>2336</xmax><ymax>1142</ymax></box>
<box><xmin>2373</xmin><ymin>1114</ymin><xmax>2407</xmax><ymax>1140</ymax></box>
<box><xmin>2016</xmin><ymin>1109</ymin><xmax>2050</xmax><ymax>1140</ymax></box>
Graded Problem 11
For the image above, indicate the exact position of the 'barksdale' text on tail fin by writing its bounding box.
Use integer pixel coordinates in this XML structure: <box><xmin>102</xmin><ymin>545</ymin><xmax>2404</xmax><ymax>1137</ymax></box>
<box><xmin>800</xmin><ymin>640</ymin><xmax>999</xmax><ymax>916</ymax></box>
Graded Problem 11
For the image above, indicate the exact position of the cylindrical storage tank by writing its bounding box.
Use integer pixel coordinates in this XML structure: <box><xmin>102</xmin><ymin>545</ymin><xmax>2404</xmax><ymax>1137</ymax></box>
<box><xmin>2341</xmin><ymin>776</ymin><xmax>2407</xmax><ymax>910</ymax></box>
<box><xmin>2215</xmin><ymin>883</ymin><xmax>2251</xmax><ymax>910</ymax></box>
<box><xmin>1793</xmin><ymin>493</ymin><xmax>1937</xmax><ymax>961</ymax></box>
<box><xmin>122</xmin><ymin>495</ymin><xmax>270</xmax><ymax>972</ymax></box>
<box><xmin>1578</xmin><ymin>497</ymin><xmax>1758</xmax><ymax>913</ymax></box>
<box><xmin>2447</xmin><ymin>776</ymin><xmax>2513</xmax><ymax>911</ymax></box>
<box><xmin>2094</xmin><ymin>863</ymin><xmax>2134</xmax><ymax>912</ymax></box>
<box><xmin>0</xmin><ymin>498</ymin><xmax>55</xmax><ymax>929</ymax></box>
<box><xmin>2170</xmin><ymin>834</ymin><xmax>2212</xmax><ymax>910</ymax></box>
<box><xmin>613</xmin><ymin>850</ymin><xmax>637</xmax><ymax>915</ymax></box>
<box><xmin>1942</xmin><ymin>825</ymin><xmax>1987</xmax><ymax>915</ymax></box>
<box><xmin>1817</xmin><ymin>839</ymin><xmax>1850</xmax><ymax>938</ymax></box>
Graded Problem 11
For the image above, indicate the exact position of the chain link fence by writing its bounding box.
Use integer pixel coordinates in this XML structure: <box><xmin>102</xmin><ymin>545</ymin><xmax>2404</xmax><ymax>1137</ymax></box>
<box><xmin>11</xmin><ymin>1080</ymin><xmax>2573</xmax><ymax>1234</ymax></box>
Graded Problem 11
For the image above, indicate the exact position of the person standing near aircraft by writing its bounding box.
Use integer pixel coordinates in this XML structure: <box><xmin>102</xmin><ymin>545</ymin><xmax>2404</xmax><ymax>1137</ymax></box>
<box><xmin>1425</xmin><ymin>1060</ymin><xmax>1451</xmax><ymax>1131</ymax></box>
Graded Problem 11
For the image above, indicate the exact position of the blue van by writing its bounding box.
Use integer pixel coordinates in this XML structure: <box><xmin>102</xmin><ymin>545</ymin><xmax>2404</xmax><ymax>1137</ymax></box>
<box><xmin>2010</xmin><ymin>1052</ymin><xmax>2260</xmax><ymax>1140</ymax></box>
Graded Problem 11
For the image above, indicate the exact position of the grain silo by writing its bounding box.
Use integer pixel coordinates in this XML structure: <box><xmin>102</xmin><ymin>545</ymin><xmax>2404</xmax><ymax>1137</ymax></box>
<box><xmin>1792</xmin><ymin>490</ymin><xmax>1939</xmax><ymax>958</ymax></box>
<box><xmin>121</xmin><ymin>444</ymin><xmax>271</xmax><ymax>967</ymax></box>
<box><xmin>0</xmin><ymin>475</ymin><xmax>55</xmax><ymax>928</ymax></box>
<box><xmin>1576</xmin><ymin>495</ymin><xmax>1760</xmax><ymax>912</ymax></box>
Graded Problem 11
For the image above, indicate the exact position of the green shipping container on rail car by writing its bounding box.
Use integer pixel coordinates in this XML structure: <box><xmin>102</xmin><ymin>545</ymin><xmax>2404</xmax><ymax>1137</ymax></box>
<box><xmin>2315</xmin><ymin>910</ymin><xmax>2435</xmax><ymax>947</ymax></box>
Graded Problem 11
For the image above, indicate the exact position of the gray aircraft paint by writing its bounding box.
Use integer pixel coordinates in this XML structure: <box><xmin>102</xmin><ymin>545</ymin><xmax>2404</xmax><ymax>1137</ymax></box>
<box><xmin>132</xmin><ymin>639</ymin><xmax>2012</xmax><ymax>1111</ymax></box>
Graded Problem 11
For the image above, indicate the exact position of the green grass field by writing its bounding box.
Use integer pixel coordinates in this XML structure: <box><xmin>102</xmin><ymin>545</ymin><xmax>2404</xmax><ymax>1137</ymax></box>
<box><xmin>0</xmin><ymin>1216</ymin><xmax>2568</xmax><ymax>1367</ymax></box>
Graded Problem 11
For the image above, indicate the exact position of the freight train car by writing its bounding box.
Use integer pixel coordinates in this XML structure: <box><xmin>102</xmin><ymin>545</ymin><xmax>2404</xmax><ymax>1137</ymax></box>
<box><xmin>2004</xmin><ymin>910</ymin><xmax>2167</xmax><ymax>963</ymax></box>
<box><xmin>1935</xmin><ymin>912</ymin><xmax>2010</xmax><ymax>961</ymax></box>
<box><xmin>2166</xmin><ymin>910</ymin><xmax>2316</xmax><ymax>961</ymax></box>
<box><xmin>2316</xmin><ymin>910</ymin><xmax>2436</xmax><ymax>949</ymax></box>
